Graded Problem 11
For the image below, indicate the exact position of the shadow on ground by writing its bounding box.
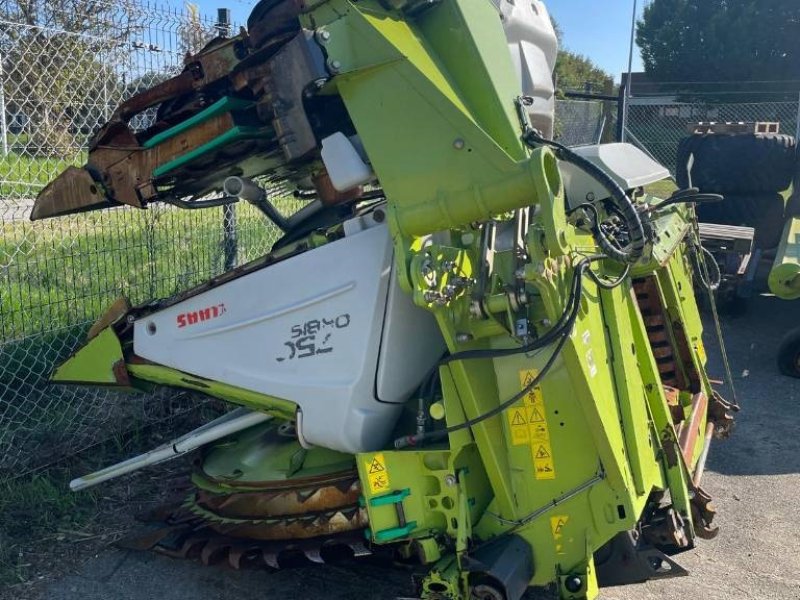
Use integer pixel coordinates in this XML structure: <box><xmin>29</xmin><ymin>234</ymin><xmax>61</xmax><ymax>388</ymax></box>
<box><xmin>704</xmin><ymin>293</ymin><xmax>800</xmax><ymax>477</ymax></box>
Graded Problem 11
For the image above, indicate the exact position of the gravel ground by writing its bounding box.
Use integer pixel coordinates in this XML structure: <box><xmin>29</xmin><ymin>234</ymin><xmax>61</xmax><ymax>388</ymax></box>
<box><xmin>11</xmin><ymin>291</ymin><xmax>800</xmax><ymax>600</ymax></box>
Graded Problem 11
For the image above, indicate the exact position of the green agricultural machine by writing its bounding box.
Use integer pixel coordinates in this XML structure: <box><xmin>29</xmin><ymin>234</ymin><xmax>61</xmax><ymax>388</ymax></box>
<box><xmin>770</xmin><ymin>218</ymin><xmax>800</xmax><ymax>377</ymax></box>
<box><xmin>32</xmin><ymin>1</ymin><xmax>737</xmax><ymax>598</ymax></box>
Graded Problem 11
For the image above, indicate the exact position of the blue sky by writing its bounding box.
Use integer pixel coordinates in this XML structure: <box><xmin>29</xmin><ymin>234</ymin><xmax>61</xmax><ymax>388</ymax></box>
<box><xmin>192</xmin><ymin>0</ymin><xmax>645</xmax><ymax>80</ymax></box>
<box><xmin>549</xmin><ymin>0</ymin><xmax>645</xmax><ymax>79</ymax></box>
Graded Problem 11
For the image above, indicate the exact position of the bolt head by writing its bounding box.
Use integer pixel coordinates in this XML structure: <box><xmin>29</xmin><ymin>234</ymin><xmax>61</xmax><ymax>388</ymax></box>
<box><xmin>319</xmin><ymin>30</ymin><xmax>331</xmax><ymax>41</ymax></box>
<box><xmin>453</xmin><ymin>138</ymin><xmax>465</xmax><ymax>150</ymax></box>
<box><xmin>444</xmin><ymin>474</ymin><xmax>457</xmax><ymax>487</ymax></box>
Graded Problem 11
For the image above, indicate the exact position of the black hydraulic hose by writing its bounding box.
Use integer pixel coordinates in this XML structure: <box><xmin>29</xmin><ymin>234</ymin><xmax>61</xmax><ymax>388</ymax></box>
<box><xmin>439</xmin><ymin>254</ymin><xmax>585</xmax><ymax>366</ymax></box>
<box><xmin>585</xmin><ymin>263</ymin><xmax>631</xmax><ymax>290</ymax></box>
<box><xmin>394</xmin><ymin>258</ymin><xmax>593</xmax><ymax>449</ymax></box>
<box><xmin>521</xmin><ymin>126</ymin><xmax>646</xmax><ymax>265</ymax></box>
<box><xmin>648</xmin><ymin>188</ymin><xmax>724</xmax><ymax>212</ymax></box>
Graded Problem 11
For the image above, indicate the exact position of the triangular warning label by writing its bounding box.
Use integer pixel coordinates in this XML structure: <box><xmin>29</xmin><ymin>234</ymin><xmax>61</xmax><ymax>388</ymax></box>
<box><xmin>535</xmin><ymin>445</ymin><xmax>551</xmax><ymax>459</ymax></box>
<box><xmin>551</xmin><ymin>515</ymin><xmax>569</xmax><ymax>538</ymax></box>
<box><xmin>524</xmin><ymin>372</ymin><xmax>535</xmax><ymax>387</ymax></box>
<box><xmin>528</xmin><ymin>407</ymin><xmax>545</xmax><ymax>423</ymax></box>
<box><xmin>368</xmin><ymin>458</ymin><xmax>385</xmax><ymax>474</ymax></box>
<box><xmin>553</xmin><ymin>518</ymin><xmax>567</xmax><ymax>534</ymax></box>
<box><xmin>511</xmin><ymin>410</ymin><xmax>526</xmax><ymax>426</ymax></box>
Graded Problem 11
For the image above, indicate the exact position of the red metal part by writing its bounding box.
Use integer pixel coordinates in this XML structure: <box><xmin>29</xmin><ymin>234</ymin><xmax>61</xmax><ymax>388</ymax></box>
<box><xmin>677</xmin><ymin>392</ymin><xmax>708</xmax><ymax>467</ymax></box>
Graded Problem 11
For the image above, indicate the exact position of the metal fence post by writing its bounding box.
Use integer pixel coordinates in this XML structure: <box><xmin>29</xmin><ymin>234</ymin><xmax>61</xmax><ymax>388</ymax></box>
<box><xmin>795</xmin><ymin>92</ymin><xmax>800</xmax><ymax>143</ymax></box>
<box><xmin>0</xmin><ymin>49</ymin><xmax>8</xmax><ymax>156</ymax></box>
<box><xmin>616</xmin><ymin>81</ymin><xmax>626</xmax><ymax>143</ymax></box>
<box><xmin>217</xmin><ymin>7</ymin><xmax>237</xmax><ymax>271</ymax></box>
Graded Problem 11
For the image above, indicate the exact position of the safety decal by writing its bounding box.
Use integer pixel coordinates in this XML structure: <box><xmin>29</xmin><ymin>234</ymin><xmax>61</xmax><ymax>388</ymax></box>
<box><xmin>504</xmin><ymin>369</ymin><xmax>556</xmax><ymax>480</ymax></box>
<box><xmin>366</xmin><ymin>453</ymin><xmax>391</xmax><ymax>494</ymax></box>
<box><xmin>550</xmin><ymin>515</ymin><xmax>569</xmax><ymax>554</ymax></box>
<box><xmin>696</xmin><ymin>341</ymin><xmax>707</xmax><ymax>365</ymax></box>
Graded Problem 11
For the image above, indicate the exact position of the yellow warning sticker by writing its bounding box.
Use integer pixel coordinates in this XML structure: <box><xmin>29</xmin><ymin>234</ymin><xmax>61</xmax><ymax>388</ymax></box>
<box><xmin>366</xmin><ymin>453</ymin><xmax>390</xmax><ymax>494</ymax></box>
<box><xmin>503</xmin><ymin>369</ymin><xmax>556</xmax><ymax>480</ymax></box>
<box><xmin>696</xmin><ymin>341</ymin><xmax>707</xmax><ymax>364</ymax></box>
<box><xmin>550</xmin><ymin>515</ymin><xmax>569</xmax><ymax>538</ymax></box>
<box><xmin>519</xmin><ymin>370</ymin><xmax>543</xmax><ymax>406</ymax></box>
<box><xmin>550</xmin><ymin>515</ymin><xmax>569</xmax><ymax>554</ymax></box>
<box><xmin>527</xmin><ymin>405</ymin><xmax>546</xmax><ymax>424</ymax></box>
<box><xmin>507</xmin><ymin>407</ymin><xmax>530</xmax><ymax>445</ymax></box>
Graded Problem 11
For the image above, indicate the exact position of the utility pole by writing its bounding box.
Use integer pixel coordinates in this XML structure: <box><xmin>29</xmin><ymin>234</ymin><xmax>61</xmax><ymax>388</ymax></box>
<box><xmin>621</xmin><ymin>0</ymin><xmax>638</xmax><ymax>143</ymax></box>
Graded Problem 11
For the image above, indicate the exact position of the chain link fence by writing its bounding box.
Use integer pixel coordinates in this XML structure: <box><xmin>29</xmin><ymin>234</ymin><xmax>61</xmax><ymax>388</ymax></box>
<box><xmin>555</xmin><ymin>98</ymin><xmax>618</xmax><ymax>147</ymax></box>
<box><xmin>0</xmin><ymin>1</ymin><xmax>292</xmax><ymax>479</ymax></box>
<box><xmin>625</xmin><ymin>99</ymin><xmax>800</xmax><ymax>174</ymax></box>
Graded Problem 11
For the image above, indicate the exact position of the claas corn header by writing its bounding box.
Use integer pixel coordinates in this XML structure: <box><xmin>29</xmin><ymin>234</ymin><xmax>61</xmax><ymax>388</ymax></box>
<box><xmin>32</xmin><ymin>1</ymin><xmax>737</xmax><ymax>598</ymax></box>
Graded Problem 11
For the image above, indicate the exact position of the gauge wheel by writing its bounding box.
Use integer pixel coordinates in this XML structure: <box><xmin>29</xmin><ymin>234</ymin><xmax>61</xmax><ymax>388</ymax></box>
<box><xmin>777</xmin><ymin>328</ymin><xmax>800</xmax><ymax>378</ymax></box>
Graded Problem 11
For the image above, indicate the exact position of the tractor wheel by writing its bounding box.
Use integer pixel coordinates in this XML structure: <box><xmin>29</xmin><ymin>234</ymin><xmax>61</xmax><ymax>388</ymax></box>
<box><xmin>677</xmin><ymin>134</ymin><xmax>796</xmax><ymax>194</ymax></box>
<box><xmin>777</xmin><ymin>328</ymin><xmax>800</xmax><ymax>378</ymax></box>
<box><xmin>697</xmin><ymin>192</ymin><xmax>785</xmax><ymax>249</ymax></box>
<box><xmin>788</xmin><ymin>192</ymin><xmax>800</xmax><ymax>218</ymax></box>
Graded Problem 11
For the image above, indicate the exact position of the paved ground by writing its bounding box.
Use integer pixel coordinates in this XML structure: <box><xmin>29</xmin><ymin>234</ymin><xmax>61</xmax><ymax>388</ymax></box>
<box><xmin>19</xmin><ymin>291</ymin><xmax>800</xmax><ymax>600</ymax></box>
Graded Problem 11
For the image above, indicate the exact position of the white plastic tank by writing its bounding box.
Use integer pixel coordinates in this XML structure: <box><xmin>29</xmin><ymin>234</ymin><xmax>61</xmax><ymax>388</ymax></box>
<box><xmin>491</xmin><ymin>0</ymin><xmax>558</xmax><ymax>139</ymax></box>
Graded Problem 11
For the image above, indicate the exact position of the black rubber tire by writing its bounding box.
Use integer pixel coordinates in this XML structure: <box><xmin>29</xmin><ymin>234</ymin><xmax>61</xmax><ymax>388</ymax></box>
<box><xmin>777</xmin><ymin>328</ymin><xmax>800</xmax><ymax>378</ymax></box>
<box><xmin>697</xmin><ymin>192</ymin><xmax>786</xmax><ymax>249</ymax></box>
<box><xmin>676</xmin><ymin>133</ymin><xmax>796</xmax><ymax>194</ymax></box>
<box><xmin>787</xmin><ymin>192</ymin><xmax>800</xmax><ymax>218</ymax></box>
<box><xmin>675</xmin><ymin>135</ymin><xmax>706</xmax><ymax>190</ymax></box>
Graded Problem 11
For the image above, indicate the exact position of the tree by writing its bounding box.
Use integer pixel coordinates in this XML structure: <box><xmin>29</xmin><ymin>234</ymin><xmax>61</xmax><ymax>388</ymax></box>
<box><xmin>549</xmin><ymin>17</ymin><xmax>613</xmax><ymax>94</ymax></box>
<box><xmin>555</xmin><ymin>52</ymin><xmax>613</xmax><ymax>94</ymax></box>
<box><xmin>637</xmin><ymin>0</ymin><xmax>800</xmax><ymax>98</ymax></box>
<box><xmin>0</xmin><ymin>1</ymin><xmax>134</xmax><ymax>156</ymax></box>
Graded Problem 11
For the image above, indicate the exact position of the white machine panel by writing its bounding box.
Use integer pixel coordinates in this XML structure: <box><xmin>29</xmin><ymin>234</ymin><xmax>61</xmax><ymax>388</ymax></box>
<box><xmin>134</xmin><ymin>214</ymin><xmax>445</xmax><ymax>453</ymax></box>
<box><xmin>492</xmin><ymin>0</ymin><xmax>558</xmax><ymax>139</ymax></box>
<box><xmin>560</xmin><ymin>143</ymin><xmax>672</xmax><ymax>209</ymax></box>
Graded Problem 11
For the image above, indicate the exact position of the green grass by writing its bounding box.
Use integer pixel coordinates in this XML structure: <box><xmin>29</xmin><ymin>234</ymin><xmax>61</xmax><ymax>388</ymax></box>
<box><xmin>644</xmin><ymin>179</ymin><xmax>679</xmax><ymax>199</ymax></box>
<box><xmin>1</xmin><ymin>203</ymin><xmax>280</xmax><ymax>341</ymax></box>
<box><xmin>0</xmin><ymin>151</ymin><xmax>86</xmax><ymax>198</ymax></box>
<box><xmin>0</xmin><ymin>469</ymin><xmax>99</xmax><ymax>586</ymax></box>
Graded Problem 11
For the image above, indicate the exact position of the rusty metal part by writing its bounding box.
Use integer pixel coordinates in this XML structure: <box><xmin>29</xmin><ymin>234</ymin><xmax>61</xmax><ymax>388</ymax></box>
<box><xmin>195</xmin><ymin>478</ymin><xmax>361</xmax><ymax>519</ymax></box>
<box><xmin>641</xmin><ymin>507</ymin><xmax>690</xmax><ymax>550</ymax></box>
<box><xmin>676</xmin><ymin>392</ymin><xmax>708</xmax><ymax>467</ymax></box>
<box><xmin>116</xmin><ymin>460</ymin><xmax>373</xmax><ymax>570</ymax></box>
<box><xmin>708</xmin><ymin>391</ymin><xmax>738</xmax><ymax>439</ymax></box>
<box><xmin>633</xmin><ymin>277</ymin><xmax>686</xmax><ymax>389</ymax></box>
<box><xmin>117</xmin><ymin>515</ymin><xmax>374</xmax><ymax>570</ymax></box>
<box><xmin>87</xmin><ymin>298</ymin><xmax>132</xmax><ymax>340</ymax></box>
<box><xmin>185</xmin><ymin>463</ymin><xmax>365</xmax><ymax>541</ymax></box>
<box><xmin>30</xmin><ymin>167</ymin><xmax>115</xmax><ymax>220</ymax></box>
<box><xmin>662</xmin><ymin>385</ymin><xmax>684</xmax><ymax>424</ymax></box>
<box><xmin>669</xmin><ymin>319</ymin><xmax>702</xmax><ymax>392</ymax></box>
<box><xmin>690</xmin><ymin>486</ymin><xmax>719</xmax><ymax>540</ymax></box>
<box><xmin>114</xmin><ymin>70</ymin><xmax>199</xmax><ymax>124</ymax></box>
<box><xmin>112</xmin><ymin>34</ymin><xmax>249</xmax><ymax>125</ymax></box>
<box><xmin>312</xmin><ymin>169</ymin><xmax>365</xmax><ymax>206</ymax></box>
<box><xmin>187</xmin><ymin>501</ymin><xmax>368</xmax><ymax>540</ymax></box>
